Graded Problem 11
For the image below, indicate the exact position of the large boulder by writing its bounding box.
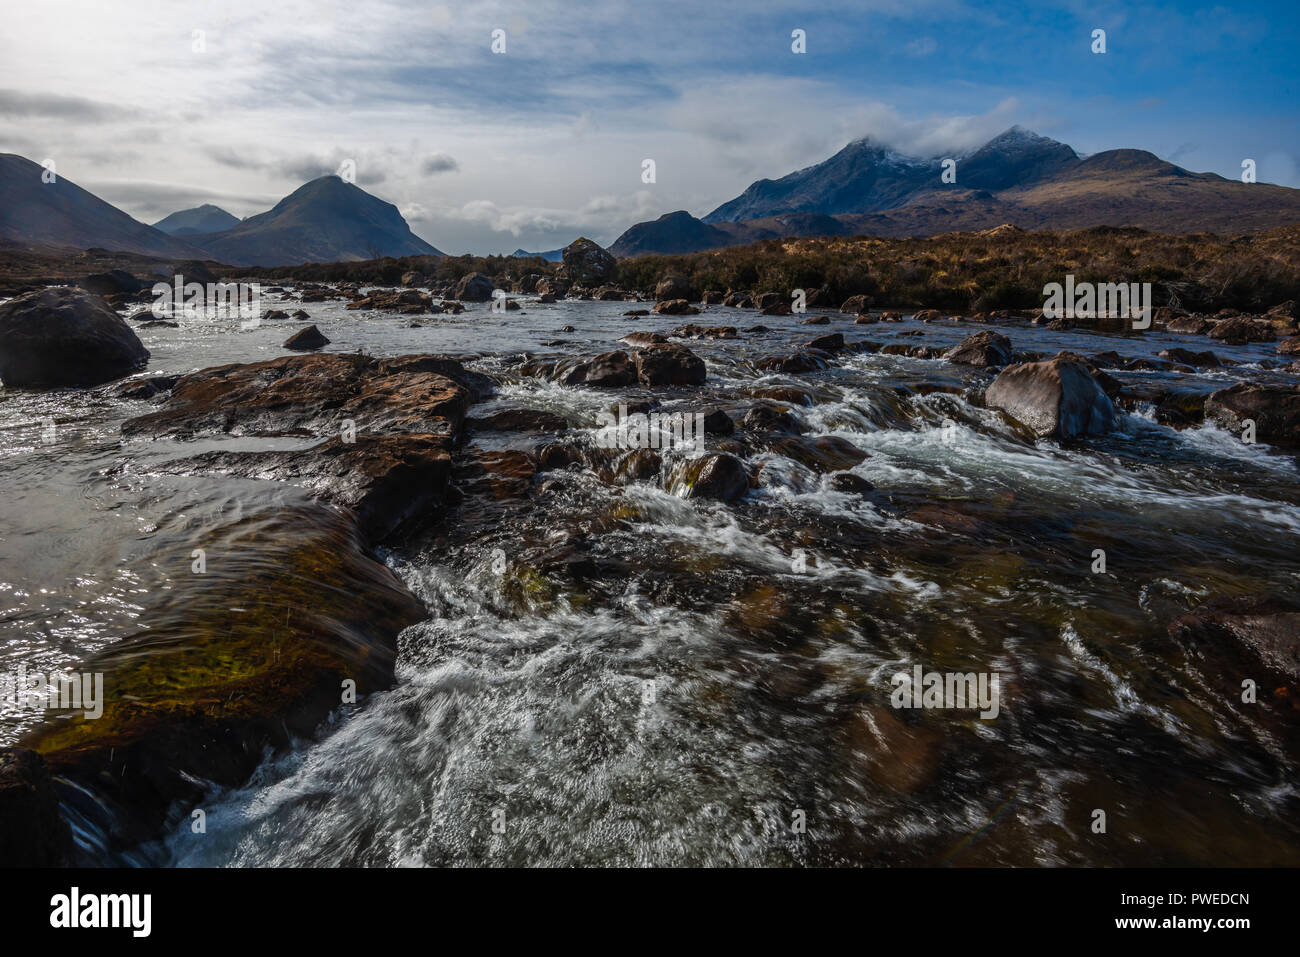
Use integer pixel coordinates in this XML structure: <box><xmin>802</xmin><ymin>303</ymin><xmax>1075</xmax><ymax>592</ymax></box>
<box><xmin>1204</xmin><ymin>382</ymin><xmax>1300</xmax><ymax>446</ymax></box>
<box><xmin>561</xmin><ymin>237</ymin><xmax>618</xmax><ymax>285</ymax></box>
<box><xmin>634</xmin><ymin>342</ymin><xmax>707</xmax><ymax>386</ymax></box>
<box><xmin>944</xmin><ymin>330</ymin><xmax>1013</xmax><ymax>367</ymax></box>
<box><xmin>454</xmin><ymin>272</ymin><xmax>497</xmax><ymax>302</ymax></box>
<box><xmin>0</xmin><ymin>287</ymin><xmax>150</xmax><ymax>387</ymax></box>
<box><xmin>984</xmin><ymin>355</ymin><xmax>1116</xmax><ymax>439</ymax></box>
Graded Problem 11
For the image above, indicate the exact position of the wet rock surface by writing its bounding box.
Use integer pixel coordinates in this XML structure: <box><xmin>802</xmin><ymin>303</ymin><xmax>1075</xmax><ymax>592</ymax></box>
<box><xmin>0</xmin><ymin>287</ymin><xmax>150</xmax><ymax>387</ymax></box>
<box><xmin>121</xmin><ymin>352</ymin><xmax>472</xmax><ymax>439</ymax></box>
<box><xmin>985</xmin><ymin>354</ymin><xmax>1116</xmax><ymax>439</ymax></box>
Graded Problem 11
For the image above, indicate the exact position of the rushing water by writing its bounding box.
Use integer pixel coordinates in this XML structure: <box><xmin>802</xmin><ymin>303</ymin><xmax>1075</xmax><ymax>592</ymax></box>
<box><xmin>2</xmin><ymin>289</ymin><xmax>1299</xmax><ymax>866</ymax></box>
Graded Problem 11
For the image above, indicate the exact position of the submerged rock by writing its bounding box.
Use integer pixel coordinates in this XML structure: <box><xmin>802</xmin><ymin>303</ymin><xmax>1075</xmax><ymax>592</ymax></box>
<box><xmin>829</xmin><ymin>472</ymin><xmax>875</xmax><ymax>494</ymax></box>
<box><xmin>984</xmin><ymin>355</ymin><xmax>1116</xmax><ymax>439</ymax></box>
<box><xmin>122</xmin><ymin>352</ymin><xmax>473</xmax><ymax>439</ymax></box>
<box><xmin>1170</xmin><ymin>594</ymin><xmax>1300</xmax><ymax>681</ymax></box>
<box><xmin>0</xmin><ymin>287</ymin><xmax>149</xmax><ymax>387</ymax></box>
<box><xmin>21</xmin><ymin>503</ymin><xmax>426</xmax><ymax>855</ymax></box>
<box><xmin>621</xmin><ymin>331</ymin><xmax>668</xmax><ymax>346</ymax></box>
<box><xmin>468</xmin><ymin>408</ymin><xmax>569</xmax><ymax>432</ymax></box>
<box><xmin>169</xmin><ymin>433</ymin><xmax>454</xmax><ymax>542</ymax></box>
<box><xmin>773</xmin><ymin>435</ymin><xmax>868</xmax><ymax>472</ymax></box>
<box><xmin>755</xmin><ymin>352</ymin><xmax>828</xmax><ymax>374</ymax></box>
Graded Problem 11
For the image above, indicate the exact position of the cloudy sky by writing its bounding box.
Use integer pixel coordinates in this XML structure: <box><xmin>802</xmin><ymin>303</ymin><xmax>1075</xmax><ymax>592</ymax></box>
<box><xmin>1</xmin><ymin>0</ymin><xmax>1297</xmax><ymax>254</ymax></box>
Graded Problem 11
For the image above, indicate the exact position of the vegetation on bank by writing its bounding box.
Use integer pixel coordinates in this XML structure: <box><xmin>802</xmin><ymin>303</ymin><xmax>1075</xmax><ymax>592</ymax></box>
<box><xmin>226</xmin><ymin>253</ymin><xmax>548</xmax><ymax>286</ymax></box>
<box><xmin>225</xmin><ymin>225</ymin><xmax>1300</xmax><ymax>314</ymax></box>
<box><xmin>5</xmin><ymin>224</ymin><xmax>1298</xmax><ymax>315</ymax></box>
<box><xmin>613</xmin><ymin>225</ymin><xmax>1300</xmax><ymax>313</ymax></box>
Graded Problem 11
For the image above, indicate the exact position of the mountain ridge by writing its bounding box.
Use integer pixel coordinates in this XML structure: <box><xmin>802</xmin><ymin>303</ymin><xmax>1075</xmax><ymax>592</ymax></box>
<box><xmin>611</xmin><ymin>127</ymin><xmax>1300</xmax><ymax>256</ymax></box>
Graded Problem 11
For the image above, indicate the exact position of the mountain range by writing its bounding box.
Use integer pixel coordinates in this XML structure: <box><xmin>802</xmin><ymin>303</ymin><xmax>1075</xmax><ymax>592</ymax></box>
<box><xmin>610</xmin><ymin>127</ymin><xmax>1300</xmax><ymax>256</ymax></box>
<box><xmin>0</xmin><ymin>156</ymin><xmax>443</xmax><ymax>266</ymax></box>
<box><xmin>5</xmin><ymin>126</ymin><xmax>1300</xmax><ymax>268</ymax></box>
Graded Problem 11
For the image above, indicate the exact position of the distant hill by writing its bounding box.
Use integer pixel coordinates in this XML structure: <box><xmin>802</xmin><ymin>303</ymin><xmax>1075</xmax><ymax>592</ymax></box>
<box><xmin>609</xmin><ymin>211</ymin><xmax>735</xmax><ymax>257</ymax></box>
<box><xmin>610</xmin><ymin>127</ymin><xmax>1300</xmax><ymax>256</ymax></box>
<box><xmin>511</xmin><ymin>247</ymin><xmax>563</xmax><ymax>262</ymax></box>
<box><xmin>153</xmin><ymin>204</ymin><xmax>241</xmax><ymax>236</ymax></box>
<box><xmin>0</xmin><ymin>153</ymin><xmax>213</xmax><ymax>259</ymax></box>
<box><xmin>196</xmin><ymin>177</ymin><xmax>443</xmax><ymax>266</ymax></box>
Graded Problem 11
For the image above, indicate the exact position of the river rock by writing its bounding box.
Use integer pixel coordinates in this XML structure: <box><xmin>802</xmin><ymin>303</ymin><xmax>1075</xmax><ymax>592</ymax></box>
<box><xmin>0</xmin><ymin>287</ymin><xmax>150</xmax><ymax>387</ymax></box>
<box><xmin>674</xmin><ymin>453</ymin><xmax>749</xmax><ymax>501</ymax></box>
<box><xmin>1204</xmin><ymin>382</ymin><xmax>1300</xmax><ymax>445</ymax></box>
<box><xmin>634</xmin><ymin>342</ymin><xmax>707</xmax><ymax>386</ymax></box>
<box><xmin>122</xmin><ymin>352</ymin><xmax>472</xmax><ymax>439</ymax></box>
<box><xmin>653</xmin><ymin>299</ymin><xmax>700</xmax><ymax>316</ymax></box>
<box><xmin>808</xmin><ymin>333</ymin><xmax>844</xmax><ymax>352</ymax></box>
<box><xmin>944</xmin><ymin>330</ymin><xmax>1013</xmax><ymax>367</ymax></box>
<box><xmin>1277</xmin><ymin>336</ymin><xmax>1300</xmax><ymax>356</ymax></box>
<box><xmin>1159</xmin><ymin>347</ymin><xmax>1221</xmax><ymax>367</ymax></box>
<box><xmin>1208</xmin><ymin>316</ymin><xmax>1274</xmax><ymax>344</ymax></box>
<box><xmin>773</xmin><ymin>435</ymin><xmax>868</xmax><ymax>472</ymax></box>
<box><xmin>984</xmin><ymin>355</ymin><xmax>1116</xmax><ymax>439</ymax></box>
<box><xmin>468</xmin><ymin>408</ymin><xmax>569</xmax><ymax>432</ymax></box>
<box><xmin>620</xmin><ymin>332</ymin><xmax>667</xmax><ymax>346</ymax></box>
<box><xmin>283</xmin><ymin>324</ymin><xmax>330</xmax><ymax>350</ymax></box>
<box><xmin>755</xmin><ymin>352</ymin><xmax>829</xmax><ymax>374</ymax></box>
<box><xmin>702</xmin><ymin>408</ymin><xmax>735</xmax><ymax>436</ymax></box>
<box><xmin>170</xmin><ymin>433</ymin><xmax>455</xmax><ymax>542</ymax></box>
<box><xmin>1169</xmin><ymin>594</ymin><xmax>1300</xmax><ymax>681</ymax></box>
<box><xmin>564</xmin><ymin>350</ymin><xmax>638</xmax><ymax>387</ymax></box>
